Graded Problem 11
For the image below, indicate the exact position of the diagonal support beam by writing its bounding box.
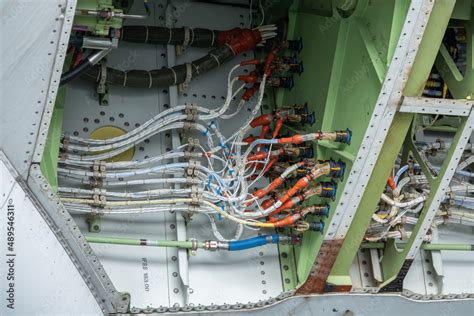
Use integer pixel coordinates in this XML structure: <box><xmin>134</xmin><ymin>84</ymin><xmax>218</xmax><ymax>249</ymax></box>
<box><xmin>400</xmin><ymin>96</ymin><xmax>473</xmax><ymax>116</ymax></box>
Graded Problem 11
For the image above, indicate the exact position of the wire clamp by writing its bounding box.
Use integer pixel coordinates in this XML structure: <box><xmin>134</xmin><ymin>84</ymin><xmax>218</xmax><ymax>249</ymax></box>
<box><xmin>92</xmin><ymin>189</ymin><xmax>107</xmax><ymax>207</ymax></box>
<box><xmin>97</xmin><ymin>59</ymin><xmax>109</xmax><ymax>105</ymax></box>
<box><xmin>184</xmin><ymin>103</ymin><xmax>199</xmax><ymax>121</ymax></box>
<box><xmin>61</xmin><ymin>133</ymin><xmax>70</xmax><ymax>151</ymax></box>
<box><xmin>189</xmin><ymin>238</ymin><xmax>198</xmax><ymax>255</ymax></box>
<box><xmin>91</xmin><ymin>161</ymin><xmax>106</xmax><ymax>180</ymax></box>
<box><xmin>180</xmin><ymin>63</ymin><xmax>193</xmax><ymax>92</ymax></box>
<box><xmin>182</xmin><ymin>26</ymin><xmax>191</xmax><ymax>49</ymax></box>
<box><xmin>58</xmin><ymin>152</ymin><xmax>68</xmax><ymax>162</ymax></box>
<box><xmin>186</xmin><ymin>160</ymin><xmax>201</xmax><ymax>177</ymax></box>
<box><xmin>90</xmin><ymin>207</ymin><xmax>104</xmax><ymax>216</ymax></box>
<box><xmin>183</xmin><ymin>138</ymin><xmax>199</xmax><ymax>160</ymax></box>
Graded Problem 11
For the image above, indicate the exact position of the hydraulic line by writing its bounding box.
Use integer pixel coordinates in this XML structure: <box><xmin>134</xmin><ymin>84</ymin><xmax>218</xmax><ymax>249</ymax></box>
<box><xmin>361</xmin><ymin>242</ymin><xmax>474</xmax><ymax>251</ymax></box>
<box><xmin>86</xmin><ymin>236</ymin><xmax>199</xmax><ymax>249</ymax></box>
<box><xmin>85</xmin><ymin>234</ymin><xmax>292</xmax><ymax>251</ymax></box>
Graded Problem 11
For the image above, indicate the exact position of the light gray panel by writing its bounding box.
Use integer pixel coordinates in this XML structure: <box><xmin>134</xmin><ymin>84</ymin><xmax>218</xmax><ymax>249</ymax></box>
<box><xmin>168</xmin><ymin>0</ymin><xmax>283</xmax><ymax>305</ymax></box>
<box><xmin>60</xmin><ymin>0</ymin><xmax>283</xmax><ymax>308</ymax></box>
<box><xmin>0</xmin><ymin>154</ymin><xmax>101</xmax><ymax>315</ymax></box>
<box><xmin>0</xmin><ymin>0</ymin><xmax>75</xmax><ymax>178</ymax></box>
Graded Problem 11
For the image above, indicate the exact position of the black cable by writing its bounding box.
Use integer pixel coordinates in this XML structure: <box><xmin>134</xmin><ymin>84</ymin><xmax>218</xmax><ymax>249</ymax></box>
<box><xmin>60</xmin><ymin>52</ymin><xmax>95</xmax><ymax>86</ymax></box>
<box><xmin>121</xmin><ymin>26</ymin><xmax>219</xmax><ymax>47</ymax></box>
<box><xmin>83</xmin><ymin>45</ymin><xmax>235</xmax><ymax>88</ymax></box>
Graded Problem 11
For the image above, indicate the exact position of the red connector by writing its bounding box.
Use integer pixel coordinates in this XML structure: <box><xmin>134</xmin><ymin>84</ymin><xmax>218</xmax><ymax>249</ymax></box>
<box><xmin>238</xmin><ymin>71</ymin><xmax>258</xmax><ymax>84</ymax></box>
<box><xmin>264</xmin><ymin>48</ymin><xmax>279</xmax><ymax>76</ymax></box>
<box><xmin>240</xmin><ymin>58</ymin><xmax>261</xmax><ymax>66</ymax></box>
<box><xmin>242</xmin><ymin>84</ymin><xmax>258</xmax><ymax>101</ymax></box>
<box><xmin>217</xmin><ymin>28</ymin><xmax>242</xmax><ymax>46</ymax></box>
<box><xmin>227</xmin><ymin>29</ymin><xmax>263</xmax><ymax>55</ymax></box>
<box><xmin>250</xmin><ymin>114</ymin><xmax>274</xmax><ymax>128</ymax></box>
<box><xmin>387</xmin><ymin>176</ymin><xmax>396</xmax><ymax>191</ymax></box>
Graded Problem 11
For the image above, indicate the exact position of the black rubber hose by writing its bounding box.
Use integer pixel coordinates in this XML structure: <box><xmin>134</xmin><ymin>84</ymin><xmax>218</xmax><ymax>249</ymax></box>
<box><xmin>83</xmin><ymin>45</ymin><xmax>235</xmax><ymax>88</ymax></box>
<box><xmin>60</xmin><ymin>56</ymin><xmax>94</xmax><ymax>86</ymax></box>
<box><xmin>121</xmin><ymin>26</ymin><xmax>219</xmax><ymax>47</ymax></box>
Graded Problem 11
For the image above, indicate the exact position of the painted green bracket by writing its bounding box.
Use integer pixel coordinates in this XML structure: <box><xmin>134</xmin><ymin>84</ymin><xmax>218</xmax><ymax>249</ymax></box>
<box><xmin>40</xmin><ymin>88</ymin><xmax>66</xmax><ymax>193</ymax></box>
<box><xmin>329</xmin><ymin>112</ymin><xmax>414</xmax><ymax>280</ymax></box>
<box><xmin>40</xmin><ymin>52</ymin><xmax>74</xmax><ymax>192</ymax></box>
<box><xmin>387</xmin><ymin>0</ymin><xmax>411</xmax><ymax>65</ymax></box>
<box><xmin>406</xmin><ymin>136</ymin><xmax>435</xmax><ymax>184</ymax></box>
<box><xmin>403</xmin><ymin>0</ymin><xmax>457</xmax><ymax>97</ymax></box>
<box><xmin>435</xmin><ymin>10</ymin><xmax>474</xmax><ymax>99</ymax></box>
<box><xmin>87</xmin><ymin>214</ymin><xmax>102</xmax><ymax>233</ymax></box>
<box><xmin>277</xmin><ymin>0</ymin><xmax>412</xmax><ymax>287</ymax></box>
<box><xmin>330</xmin><ymin>0</ymin><xmax>456</xmax><ymax>286</ymax></box>
<box><xmin>75</xmin><ymin>0</ymin><xmax>124</xmax><ymax>36</ymax></box>
<box><xmin>380</xmin><ymin>114</ymin><xmax>469</xmax><ymax>285</ymax></box>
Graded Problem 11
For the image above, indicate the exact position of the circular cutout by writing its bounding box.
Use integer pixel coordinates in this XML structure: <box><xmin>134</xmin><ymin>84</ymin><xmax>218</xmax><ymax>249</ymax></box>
<box><xmin>90</xmin><ymin>126</ymin><xmax>135</xmax><ymax>162</ymax></box>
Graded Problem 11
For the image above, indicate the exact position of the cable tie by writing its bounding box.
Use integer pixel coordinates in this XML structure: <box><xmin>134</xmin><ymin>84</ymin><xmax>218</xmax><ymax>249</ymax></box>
<box><xmin>207</xmin><ymin>175</ymin><xmax>213</xmax><ymax>189</ymax></box>
<box><xmin>185</xmin><ymin>63</ymin><xmax>193</xmax><ymax>82</ymax></box>
<box><xmin>209</xmin><ymin>53</ymin><xmax>220</xmax><ymax>67</ymax></box>
<box><xmin>189</xmin><ymin>27</ymin><xmax>195</xmax><ymax>45</ymax></box>
<box><xmin>210</xmin><ymin>29</ymin><xmax>215</xmax><ymax>46</ymax></box>
<box><xmin>183</xmin><ymin>26</ymin><xmax>190</xmax><ymax>47</ymax></box>
<box><xmin>217</xmin><ymin>187</ymin><xmax>222</xmax><ymax>195</ymax></box>
<box><xmin>191</xmin><ymin>62</ymin><xmax>199</xmax><ymax>76</ymax></box>
<box><xmin>170</xmin><ymin>67</ymin><xmax>177</xmax><ymax>85</ymax></box>
<box><xmin>123</xmin><ymin>71</ymin><xmax>128</xmax><ymax>87</ymax></box>
<box><xmin>147</xmin><ymin>70</ymin><xmax>152</xmax><ymax>89</ymax></box>
<box><xmin>168</xmin><ymin>27</ymin><xmax>172</xmax><ymax>44</ymax></box>
<box><xmin>202</xmin><ymin>128</ymin><xmax>209</xmax><ymax>136</ymax></box>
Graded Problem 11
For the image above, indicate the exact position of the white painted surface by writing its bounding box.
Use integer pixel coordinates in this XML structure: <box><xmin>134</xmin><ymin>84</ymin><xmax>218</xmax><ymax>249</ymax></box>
<box><xmin>0</xmin><ymin>158</ymin><xmax>101</xmax><ymax>315</ymax></box>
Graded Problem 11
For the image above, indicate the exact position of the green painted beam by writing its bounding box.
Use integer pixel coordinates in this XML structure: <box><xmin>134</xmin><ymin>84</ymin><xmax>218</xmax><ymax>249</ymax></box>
<box><xmin>361</xmin><ymin>242</ymin><xmax>474</xmax><ymax>251</ymax></box>
<box><xmin>387</xmin><ymin>0</ymin><xmax>411</xmax><ymax>65</ymax></box>
<box><xmin>329</xmin><ymin>112</ymin><xmax>413</xmax><ymax>280</ymax></box>
<box><xmin>435</xmin><ymin>10</ymin><xmax>474</xmax><ymax>99</ymax></box>
<box><xmin>380</xmin><ymin>114</ymin><xmax>469</xmax><ymax>285</ymax></box>
<box><xmin>403</xmin><ymin>0</ymin><xmax>456</xmax><ymax>97</ymax></box>
<box><xmin>40</xmin><ymin>87</ymin><xmax>66</xmax><ymax>193</ymax></box>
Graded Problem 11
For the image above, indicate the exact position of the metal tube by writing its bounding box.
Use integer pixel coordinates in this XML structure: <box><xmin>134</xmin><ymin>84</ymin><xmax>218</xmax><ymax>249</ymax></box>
<box><xmin>85</xmin><ymin>236</ymin><xmax>199</xmax><ymax>249</ymax></box>
<box><xmin>361</xmin><ymin>242</ymin><xmax>473</xmax><ymax>251</ymax></box>
<box><xmin>82</xmin><ymin>37</ymin><xmax>117</xmax><ymax>50</ymax></box>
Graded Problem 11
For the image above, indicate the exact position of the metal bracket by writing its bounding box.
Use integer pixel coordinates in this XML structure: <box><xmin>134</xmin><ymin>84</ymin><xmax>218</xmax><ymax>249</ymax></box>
<box><xmin>97</xmin><ymin>59</ymin><xmax>109</xmax><ymax>106</ymax></box>
<box><xmin>379</xmin><ymin>259</ymin><xmax>414</xmax><ymax>293</ymax></box>
<box><xmin>399</xmin><ymin>96</ymin><xmax>472</xmax><ymax>116</ymax></box>
<box><xmin>296</xmin><ymin>239</ymin><xmax>345</xmax><ymax>294</ymax></box>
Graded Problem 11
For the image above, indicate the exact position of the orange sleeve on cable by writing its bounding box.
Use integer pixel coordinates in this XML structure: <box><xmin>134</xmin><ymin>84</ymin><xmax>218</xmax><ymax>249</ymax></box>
<box><xmin>279</xmin><ymin>177</ymin><xmax>309</xmax><ymax>204</ymax></box>
<box><xmin>387</xmin><ymin>176</ymin><xmax>396</xmax><ymax>191</ymax></box>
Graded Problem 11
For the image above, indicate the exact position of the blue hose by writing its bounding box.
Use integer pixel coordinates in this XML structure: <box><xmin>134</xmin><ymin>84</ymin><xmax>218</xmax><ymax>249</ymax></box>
<box><xmin>228</xmin><ymin>234</ymin><xmax>279</xmax><ymax>251</ymax></box>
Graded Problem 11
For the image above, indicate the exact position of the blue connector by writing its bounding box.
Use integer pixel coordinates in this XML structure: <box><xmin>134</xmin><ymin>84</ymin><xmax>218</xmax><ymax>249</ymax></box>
<box><xmin>335</xmin><ymin>128</ymin><xmax>352</xmax><ymax>145</ymax></box>
<box><xmin>308</xmin><ymin>220</ymin><xmax>324</xmax><ymax>233</ymax></box>
<box><xmin>280</xmin><ymin>76</ymin><xmax>294</xmax><ymax>90</ymax></box>
<box><xmin>328</xmin><ymin>159</ymin><xmax>346</xmax><ymax>180</ymax></box>
<box><xmin>314</xmin><ymin>203</ymin><xmax>330</xmax><ymax>218</ymax></box>
<box><xmin>320</xmin><ymin>181</ymin><xmax>337</xmax><ymax>200</ymax></box>
<box><xmin>287</xmin><ymin>37</ymin><xmax>303</xmax><ymax>53</ymax></box>
<box><xmin>289</xmin><ymin>61</ymin><xmax>304</xmax><ymax>75</ymax></box>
